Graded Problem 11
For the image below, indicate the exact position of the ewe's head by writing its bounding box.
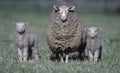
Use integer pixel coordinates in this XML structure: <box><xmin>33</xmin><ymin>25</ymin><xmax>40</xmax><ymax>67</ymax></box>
<box><xmin>13</xmin><ymin>22</ymin><xmax>28</xmax><ymax>33</ymax></box>
<box><xmin>85</xmin><ymin>27</ymin><xmax>99</xmax><ymax>38</ymax></box>
<box><xmin>53</xmin><ymin>5</ymin><xmax>75</xmax><ymax>22</ymax></box>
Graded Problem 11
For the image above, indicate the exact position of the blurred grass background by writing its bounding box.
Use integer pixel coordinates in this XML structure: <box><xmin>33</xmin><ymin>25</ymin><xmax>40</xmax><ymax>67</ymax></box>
<box><xmin>0</xmin><ymin>0</ymin><xmax>120</xmax><ymax>73</ymax></box>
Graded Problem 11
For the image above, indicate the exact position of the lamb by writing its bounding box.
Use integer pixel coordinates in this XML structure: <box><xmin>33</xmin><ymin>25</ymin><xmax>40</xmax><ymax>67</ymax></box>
<box><xmin>47</xmin><ymin>4</ymin><xmax>87</xmax><ymax>63</ymax></box>
<box><xmin>13</xmin><ymin>22</ymin><xmax>39</xmax><ymax>61</ymax></box>
<box><xmin>85</xmin><ymin>27</ymin><xmax>102</xmax><ymax>63</ymax></box>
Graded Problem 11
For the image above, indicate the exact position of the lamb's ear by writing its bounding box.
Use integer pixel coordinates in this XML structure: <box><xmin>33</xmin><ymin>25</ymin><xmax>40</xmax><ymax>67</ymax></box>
<box><xmin>12</xmin><ymin>22</ymin><xmax>17</xmax><ymax>26</ymax></box>
<box><xmin>53</xmin><ymin>5</ymin><xmax>59</xmax><ymax>11</ymax></box>
<box><xmin>68</xmin><ymin>6</ymin><xmax>75</xmax><ymax>11</ymax></box>
<box><xmin>25</xmin><ymin>22</ymin><xmax>29</xmax><ymax>26</ymax></box>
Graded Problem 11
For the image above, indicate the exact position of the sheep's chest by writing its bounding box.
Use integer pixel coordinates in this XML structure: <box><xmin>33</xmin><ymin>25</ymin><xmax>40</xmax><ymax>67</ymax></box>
<box><xmin>16</xmin><ymin>35</ymin><xmax>28</xmax><ymax>48</ymax></box>
<box><xmin>59</xmin><ymin>27</ymin><xmax>69</xmax><ymax>38</ymax></box>
<box><xmin>87</xmin><ymin>39</ymin><xmax>99</xmax><ymax>51</ymax></box>
<box><xmin>54</xmin><ymin>22</ymin><xmax>76</xmax><ymax>40</ymax></box>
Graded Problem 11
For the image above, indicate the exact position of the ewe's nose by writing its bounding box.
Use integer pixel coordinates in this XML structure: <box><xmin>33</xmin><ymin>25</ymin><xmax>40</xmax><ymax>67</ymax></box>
<box><xmin>61</xmin><ymin>11</ymin><xmax>67</xmax><ymax>21</ymax></box>
<box><xmin>62</xmin><ymin>17</ymin><xmax>66</xmax><ymax>20</ymax></box>
<box><xmin>61</xmin><ymin>16</ymin><xmax>67</xmax><ymax>22</ymax></box>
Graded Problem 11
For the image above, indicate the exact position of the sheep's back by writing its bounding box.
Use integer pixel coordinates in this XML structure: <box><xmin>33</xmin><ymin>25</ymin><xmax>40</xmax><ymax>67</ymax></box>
<box><xmin>28</xmin><ymin>33</ymin><xmax>38</xmax><ymax>47</ymax></box>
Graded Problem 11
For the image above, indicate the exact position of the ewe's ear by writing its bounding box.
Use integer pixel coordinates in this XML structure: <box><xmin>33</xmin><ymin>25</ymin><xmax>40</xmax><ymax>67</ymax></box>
<box><xmin>97</xmin><ymin>28</ymin><xmax>99</xmax><ymax>31</ymax></box>
<box><xmin>25</xmin><ymin>22</ymin><xmax>29</xmax><ymax>26</ymax></box>
<box><xmin>96</xmin><ymin>27</ymin><xmax>100</xmax><ymax>31</ymax></box>
<box><xmin>84</xmin><ymin>27</ymin><xmax>88</xmax><ymax>31</ymax></box>
<box><xmin>13</xmin><ymin>22</ymin><xmax>17</xmax><ymax>26</ymax></box>
<box><xmin>53</xmin><ymin>5</ymin><xmax>59</xmax><ymax>11</ymax></box>
<box><xmin>68</xmin><ymin>6</ymin><xmax>75</xmax><ymax>11</ymax></box>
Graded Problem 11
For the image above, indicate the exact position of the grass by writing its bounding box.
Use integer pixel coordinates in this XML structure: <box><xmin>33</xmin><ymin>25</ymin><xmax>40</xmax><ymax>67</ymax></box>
<box><xmin>0</xmin><ymin>4</ymin><xmax>120</xmax><ymax>73</ymax></box>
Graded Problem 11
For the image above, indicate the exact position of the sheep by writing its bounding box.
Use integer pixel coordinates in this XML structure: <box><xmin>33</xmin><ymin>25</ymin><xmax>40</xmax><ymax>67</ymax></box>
<box><xmin>85</xmin><ymin>27</ymin><xmax>102</xmax><ymax>63</ymax></box>
<box><xmin>47</xmin><ymin>4</ymin><xmax>87</xmax><ymax>63</ymax></box>
<box><xmin>13</xmin><ymin>22</ymin><xmax>39</xmax><ymax>61</ymax></box>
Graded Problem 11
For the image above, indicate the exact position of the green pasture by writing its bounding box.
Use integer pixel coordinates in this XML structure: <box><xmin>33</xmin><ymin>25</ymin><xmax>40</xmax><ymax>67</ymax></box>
<box><xmin>0</xmin><ymin>4</ymin><xmax>120</xmax><ymax>73</ymax></box>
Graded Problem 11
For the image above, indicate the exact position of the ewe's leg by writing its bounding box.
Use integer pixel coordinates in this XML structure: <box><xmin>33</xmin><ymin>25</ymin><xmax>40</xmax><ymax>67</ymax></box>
<box><xmin>50</xmin><ymin>53</ymin><xmax>56</xmax><ymax>60</ymax></box>
<box><xmin>17</xmin><ymin>48</ymin><xmax>22</xmax><ymax>62</ymax></box>
<box><xmin>59</xmin><ymin>54</ymin><xmax>64</xmax><ymax>62</ymax></box>
<box><xmin>80</xmin><ymin>42</ymin><xmax>86</xmax><ymax>60</ymax></box>
<box><xmin>89</xmin><ymin>50</ymin><xmax>94</xmax><ymax>62</ymax></box>
<box><xmin>23</xmin><ymin>47</ymin><xmax>28</xmax><ymax>61</ymax></box>
<box><xmin>94</xmin><ymin>49</ymin><xmax>99</xmax><ymax>63</ymax></box>
<box><xmin>50</xmin><ymin>53</ymin><xmax>59</xmax><ymax>61</ymax></box>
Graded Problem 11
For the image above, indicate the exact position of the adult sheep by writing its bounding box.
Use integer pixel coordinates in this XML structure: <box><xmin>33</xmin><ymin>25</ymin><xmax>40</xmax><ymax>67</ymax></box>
<box><xmin>47</xmin><ymin>4</ymin><xmax>87</xmax><ymax>63</ymax></box>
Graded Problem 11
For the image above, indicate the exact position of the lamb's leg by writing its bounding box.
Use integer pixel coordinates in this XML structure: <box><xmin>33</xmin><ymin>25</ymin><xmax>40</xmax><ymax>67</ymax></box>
<box><xmin>65</xmin><ymin>54</ymin><xmax>69</xmax><ymax>63</ymax></box>
<box><xmin>98</xmin><ymin>46</ymin><xmax>102</xmax><ymax>60</ymax></box>
<box><xmin>23</xmin><ymin>47</ymin><xmax>28</xmax><ymax>61</ymax></box>
<box><xmin>17</xmin><ymin>48</ymin><xmax>22</xmax><ymax>62</ymax></box>
<box><xmin>94</xmin><ymin>49</ymin><xmax>99</xmax><ymax>63</ymax></box>
<box><xmin>33</xmin><ymin>47</ymin><xmax>39</xmax><ymax>60</ymax></box>
<box><xmin>89</xmin><ymin>50</ymin><xmax>94</xmax><ymax>62</ymax></box>
<box><xmin>28</xmin><ymin>47</ymin><xmax>32</xmax><ymax>60</ymax></box>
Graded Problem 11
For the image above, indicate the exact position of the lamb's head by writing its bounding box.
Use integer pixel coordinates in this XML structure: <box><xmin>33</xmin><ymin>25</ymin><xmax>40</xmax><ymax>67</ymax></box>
<box><xmin>13</xmin><ymin>22</ymin><xmax>28</xmax><ymax>33</ymax></box>
<box><xmin>53</xmin><ymin>5</ymin><xmax>75</xmax><ymax>22</ymax></box>
<box><xmin>85</xmin><ymin>27</ymin><xmax>99</xmax><ymax>38</ymax></box>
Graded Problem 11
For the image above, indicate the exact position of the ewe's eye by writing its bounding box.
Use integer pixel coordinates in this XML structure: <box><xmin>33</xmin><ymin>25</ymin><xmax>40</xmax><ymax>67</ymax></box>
<box><xmin>95</xmin><ymin>30</ymin><xmax>97</xmax><ymax>32</ymax></box>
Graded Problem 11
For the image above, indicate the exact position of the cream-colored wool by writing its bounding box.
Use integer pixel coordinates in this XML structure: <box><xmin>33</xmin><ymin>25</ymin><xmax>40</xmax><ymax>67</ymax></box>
<box><xmin>47</xmin><ymin>5</ymin><xmax>87</xmax><ymax>62</ymax></box>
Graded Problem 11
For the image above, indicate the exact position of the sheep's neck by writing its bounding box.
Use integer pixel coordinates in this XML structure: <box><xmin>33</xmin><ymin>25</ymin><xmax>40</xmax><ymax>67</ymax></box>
<box><xmin>89</xmin><ymin>36</ymin><xmax>97</xmax><ymax>40</ymax></box>
<box><xmin>17</xmin><ymin>31</ymin><xmax>26</xmax><ymax>42</ymax></box>
<box><xmin>88</xmin><ymin>36</ymin><xmax>97</xmax><ymax>45</ymax></box>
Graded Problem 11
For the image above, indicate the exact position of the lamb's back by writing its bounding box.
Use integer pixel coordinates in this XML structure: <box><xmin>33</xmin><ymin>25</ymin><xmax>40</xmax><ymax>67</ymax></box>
<box><xmin>28</xmin><ymin>33</ymin><xmax>38</xmax><ymax>47</ymax></box>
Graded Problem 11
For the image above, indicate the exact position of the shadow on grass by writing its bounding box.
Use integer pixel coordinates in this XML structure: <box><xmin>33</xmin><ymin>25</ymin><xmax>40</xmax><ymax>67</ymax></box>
<box><xmin>49</xmin><ymin>53</ymin><xmax>89</xmax><ymax>62</ymax></box>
